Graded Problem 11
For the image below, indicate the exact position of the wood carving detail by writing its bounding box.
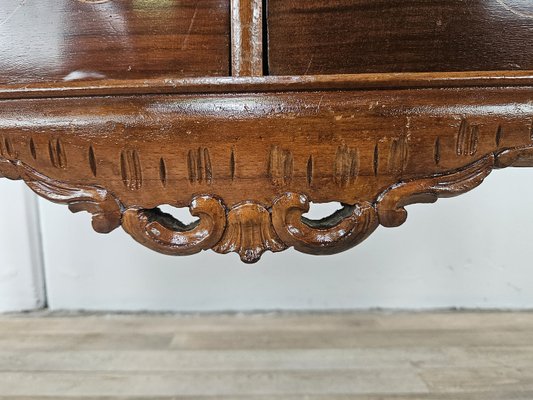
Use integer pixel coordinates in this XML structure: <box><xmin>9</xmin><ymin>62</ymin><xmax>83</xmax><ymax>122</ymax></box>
<box><xmin>122</xmin><ymin>196</ymin><xmax>226</xmax><ymax>256</ymax></box>
<box><xmin>456</xmin><ymin>119</ymin><xmax>479</xmax><ymax>157</ymax></box>
<box><xmin>0</xmin><ymin>89</ymin><xmax>532</xmax><ymax>262</ymax></box>
<box><xmin>120</xmin><ymin>150</ymin><xmax>142</xmax><ymax>191</ymax></box>
<box><xmin>268</xmin><ymin>146</ymin><xmax>293</xmax><ymax>186</ymax></box>
<box><xmin>2</xmin><ymin>146</ymin><xmax>530</xmax><ymax>262</ymax></box>
<box><xmin>495</xmin><ymin>146</ymin><xmax>533</xmax><ymax>168</ymax></box>
<box><xmin>213</xmin><ymin>202</ymin><xmax>286</xmax><ymax>263</ymax></box>
<box><xmin>334</xmin><ymin>145</ymin><xmax>359</xmax><ymax>188</ymax></box>
<box><xmin>377</xmin><ymin>156</ymin><xmax>494</xmax><ymax>228</ymax></box>
<box><xmin>0</xmin><ymin>158</ymin><xmax>121</xmax><ymax>234</ymax></box>
<box><xmin>272</xmin><ymin>193</ymin><xmax>378</xmax><ymax>255</ymax></box>
<box><xmin>188</xmin><ymin>148</ymin><xmax>213</xmax><ymax>185</ymax></box>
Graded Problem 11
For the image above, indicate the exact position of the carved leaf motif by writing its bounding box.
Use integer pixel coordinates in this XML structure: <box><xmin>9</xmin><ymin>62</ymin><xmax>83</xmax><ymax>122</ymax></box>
<box><xmin>122</xmin><ymin>196</ymin><xmax>226</xmax><ymax>256</ymax></box>
<box><xmin>0</xmin><ymin>158</ymin><xmax>121</xmax><ymax>233</ymax></box>
<box><xmin>272</xmin><ymin>193</ymin><xmax>378</xmax><ymax>255</ymax></box>
<box><xmin>213</xmin><ymin>202</ymin><xmax>286</xmax><ymax>263</ymax></box>
<box><xmin>377</xmin><ymin>155</ymin><xmax>495</xmax><ymax>228</ymax></box>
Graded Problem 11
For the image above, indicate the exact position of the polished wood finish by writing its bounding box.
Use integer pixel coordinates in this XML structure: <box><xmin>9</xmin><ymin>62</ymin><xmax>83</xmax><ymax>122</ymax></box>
<box><xmin>231</xmin><ymin>0</ymin><xmax>263</xmax><ymax>76</ymax></box>
<box><xmin>267</xmin><ymin>0</ymin><xmax>533</xmax><ymax>75</ymax></box>
<box><xmin>0</xmin><ymin>0</ymin><xmax>532</xmax><ymax>262</ymax></box>
<box><xmin>1</xmin><ymin>71</ymin><xmax>532</xmax><ymax>99</ymax></box>
<box><xmin>0</xmin><ymin>0</ymin><xmax>230</xmax><ymax>84</ymax></box>
<box><xmin>0</xmin><ymin>81</ymin><xmax>531</xmax><ymax>262</ymax></box>
<box><xmin>3</xmin><ymin>85</ymin><xmax>531</xmax><ymax>207</ymax></box>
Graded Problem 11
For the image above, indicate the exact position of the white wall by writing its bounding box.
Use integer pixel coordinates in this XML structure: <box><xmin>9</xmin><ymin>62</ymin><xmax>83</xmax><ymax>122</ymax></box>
<box><xmin>0</xmin><ymin>180</ymin><xmax>45</xmax><ymax>312</ymax></box>
<box><xmin>36</xmin><ymin>168</ymin><xmax>533</xmax><ymax>312</ymax></box>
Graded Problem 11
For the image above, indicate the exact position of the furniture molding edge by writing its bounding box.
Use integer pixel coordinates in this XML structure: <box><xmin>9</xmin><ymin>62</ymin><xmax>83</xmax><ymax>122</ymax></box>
<box><xmin>0</xmin><ymin>85</ymin><xmax>531</xmax><ymax>262</ymax></box>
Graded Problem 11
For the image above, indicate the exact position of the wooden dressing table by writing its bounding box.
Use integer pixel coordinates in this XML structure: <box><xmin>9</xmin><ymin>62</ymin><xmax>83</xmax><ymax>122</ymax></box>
<box><xmin>0</xmin><ymin>0</ymin><xmax>532</xmax><ymax>263</ymax></box>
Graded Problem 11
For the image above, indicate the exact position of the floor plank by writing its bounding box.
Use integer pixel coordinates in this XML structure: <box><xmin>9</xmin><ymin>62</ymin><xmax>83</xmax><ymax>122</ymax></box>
<box><xmin>0</xmin><ymin>312</ymin><xmax>532</xmax><ymax>398</ymax></box>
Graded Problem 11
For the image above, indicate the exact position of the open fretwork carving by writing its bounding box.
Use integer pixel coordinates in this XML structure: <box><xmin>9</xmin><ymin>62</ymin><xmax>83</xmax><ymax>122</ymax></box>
<box><xmin>272</xmin><ymin>193</ymin><xmax>378</xmax><ymax>255</ymax></box>
<box><xmin>1</xmin><ymin>144</ymin><xmax>531</xmax><ymax>263</ymax></box>
<box><xmin>122</xmin><ymin>196</ymin><xmax>226</xmax><ymax>256</ymax></box>
<box><xmin>0</xmin><ymin>87</ymin><xmax>532</xmax><ymax>262</ymax></box>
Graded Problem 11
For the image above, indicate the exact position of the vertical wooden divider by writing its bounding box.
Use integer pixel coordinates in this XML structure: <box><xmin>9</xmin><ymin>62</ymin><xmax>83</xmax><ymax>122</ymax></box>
<box><xmin>231</xmin><ymin>0</ymin><xmax>264</xmax><ymax>77</ymax></box>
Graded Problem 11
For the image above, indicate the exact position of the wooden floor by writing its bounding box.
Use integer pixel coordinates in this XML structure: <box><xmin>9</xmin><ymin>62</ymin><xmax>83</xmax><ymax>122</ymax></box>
<box><xmin>0</xmin><ymin>312</ymin><xmax>532</xmax><ymax>399</ymax></box>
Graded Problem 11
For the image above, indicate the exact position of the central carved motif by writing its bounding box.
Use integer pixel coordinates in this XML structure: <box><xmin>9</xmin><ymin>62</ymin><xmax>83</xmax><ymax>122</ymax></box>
<box><xmin>214</xmin><ymin>202</ymin><xmax>286</xmax><ymax>263</ymax></box>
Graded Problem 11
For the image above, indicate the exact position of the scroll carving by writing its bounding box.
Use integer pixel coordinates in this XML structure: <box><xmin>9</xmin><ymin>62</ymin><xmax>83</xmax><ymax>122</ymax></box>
<box><xmin>1</xmin><ymin>88</ymin><xmax>533</xmax><ymax>262</ymax></box>
<box><xmin>272</xmin><ymin>193</ymin><xmax>378</xmax><ymax>255</ymax></box>
<box><xmin>1</xmin><ymin>143</ymin><xmax>533</xmax><ymax>262</ymax></box>
<box><xmin>495</xmin><ymin>146</ymin><xmax>533</xmax><ymax>168</ymax></box>
<box><xmin>377</xmin><ymin>156</ymin><xmax>495</xmax><ymax>228</ymax></box>
<box><xmin>0</xmin><ymin>158</ymin><xmax>121</xmax><ymax>233</ymax></box>
<box><xmin>122</xmin><ymin>196</ymin><xmax>226</xmax><ymax>256</ymax></box>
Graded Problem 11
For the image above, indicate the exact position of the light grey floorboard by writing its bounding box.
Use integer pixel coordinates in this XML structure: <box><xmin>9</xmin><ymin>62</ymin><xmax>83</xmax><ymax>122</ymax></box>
<box><xmin>0</xmin><ymin>312</ymin><xmax>532</xmax><ymax>398</ymax></box>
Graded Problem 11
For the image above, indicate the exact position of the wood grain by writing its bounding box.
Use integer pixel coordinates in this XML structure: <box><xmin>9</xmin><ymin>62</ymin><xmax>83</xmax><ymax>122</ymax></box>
<box><xmin>0</xmin><ymin>1</ymin><xmax>532</xmax><ymax>262</ymax></box>
<box><xmin>0</xmin><ymin>0</ymin><xmax>230</xmax><ymax>84</ymax></box>
<box><xmin>1</xmin><ymin>87</ymin><xmax>531</xmax><ymax>208</ymax></box>
<box><xmin>1</xmin><ymin>71</ymin><xmax>532</xmax><ymax>99</ymax></box>
<box><xmin>267</xmin><ymin>0</ymin><xmax>533</xmax><ymax>75</ymax></box>
<box><xmin>0</xmin><ymin>84</ymin><xmax>531</xmax><ymax>261</ymax></box>
<box><xmin>0</xmin><ymin>312</ymin><xmax>533</xmax><ymax>398</ymax></box>
<box><xmin>231</xmin><ymin>0</ymin><xmax>263</xmax><ymax>76</ymax></box>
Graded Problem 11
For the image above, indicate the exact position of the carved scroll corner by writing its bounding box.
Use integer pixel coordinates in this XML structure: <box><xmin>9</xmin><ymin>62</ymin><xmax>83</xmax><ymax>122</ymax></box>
<box><xmin>213</xmin><ymin>202</ymin><xmax>286</xmax><ymax>264</ymax></box>
<box><xmin>66</xmin><ymin>192</ymin><xmax>122</xmax><ymax>234</ymax></box>
<box><xmin>0</xmin><ymin>157</ymin><xmax>122</xmax><ymax>234</ymax></box>
<box><xmin>376</xmin><ymin>155</ymin><xmax>495</xmax><ymax>228</ymax></box>
<box><xmin>272</xmin><ymin>192</ymin><xmax>378</xmax><ymax>255</ymax></box>
<box><xmin>25</xmin><ymin>172</ymin><xmax>122</xmax><ymax>234</ymax></box>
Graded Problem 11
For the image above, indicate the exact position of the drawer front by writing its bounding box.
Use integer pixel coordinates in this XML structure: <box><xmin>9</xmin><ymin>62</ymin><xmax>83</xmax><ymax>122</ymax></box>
<box><xmin>267</xmin><ymin>0</ymin><xmax>533</xmax><ymax>75</ymax></box>
<box><xmin>0</xmin><ymin>0</ymin><xmax>230</xmax><ymax>84</ymax></box>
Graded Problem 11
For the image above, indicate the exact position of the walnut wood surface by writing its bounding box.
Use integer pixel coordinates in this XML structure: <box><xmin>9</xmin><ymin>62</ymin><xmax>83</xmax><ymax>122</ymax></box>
<box><xmin>2</xmin><ymin>87</ymin><xmax>531</xmax><ymax>207</ymax></box>
<box><xmin>0</xmin><ymin>0</ymin><xmax>230</xmax><ymax>84</ymax></box>
<box><xmin>0</xmin><ymin>83</ymin><xmax>531</xmax><ymax>262</ymax></box>
<box><xmin>267</xmin><ymin>0</ymin><xmax>533</xmax><ymax>75</ymax></box>
<box><xmin>0</xmin><ymin>0</ymin><xmax>532</xmax><ymax>262</ymax></box>
<box><xmin>231</xmin><ymin>0</ymin><xmax>263</xmax><ymax>77</ymax></box>
<box><xmin>1</xmin><ymin>71</ymin><xmax>532</xmax><ymax>99</ymax></box>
